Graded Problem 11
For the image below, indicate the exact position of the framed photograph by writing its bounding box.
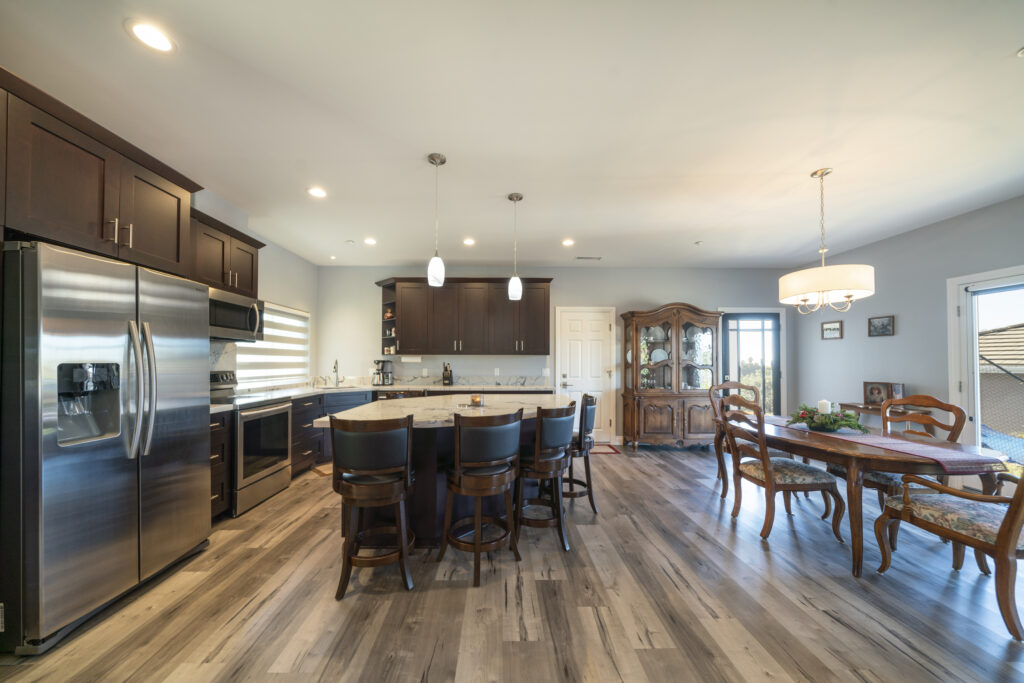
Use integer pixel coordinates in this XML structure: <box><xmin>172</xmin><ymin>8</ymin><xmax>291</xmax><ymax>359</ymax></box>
<box><xmin>821</xmin><ymin>320</ymin><xmax>843</xmax><ymax>340</ymax></box>
<box><xmin>863</xmin><ymin>381</ymin><xmax>904</xmax><ymax>405</ymax></box>
<box><xmin>868</xmin><ymin>315</ymin><xmax>895</xmax><ymax>337</ymax></box>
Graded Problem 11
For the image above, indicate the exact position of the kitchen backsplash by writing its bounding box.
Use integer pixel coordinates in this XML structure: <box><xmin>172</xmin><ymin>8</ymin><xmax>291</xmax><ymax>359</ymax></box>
<box><xmin>210</xmin><ymin>340</ymin><xmax>236</xmax><ymax>372</ymax></box>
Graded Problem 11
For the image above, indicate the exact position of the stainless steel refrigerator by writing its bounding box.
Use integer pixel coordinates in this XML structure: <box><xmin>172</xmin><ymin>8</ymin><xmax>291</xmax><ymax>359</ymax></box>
<box><xmin>0</xmin><ymin>242</ymin><xmax>211</xmax><ymax>654</ymax></box>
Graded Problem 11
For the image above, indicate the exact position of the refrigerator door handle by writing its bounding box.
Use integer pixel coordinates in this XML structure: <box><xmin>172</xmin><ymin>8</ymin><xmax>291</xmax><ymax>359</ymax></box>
<box><xmin>128</xmin><ymin>320</ymin><xmax>145</xmax><ymax>459</ymax></box>
<box><xmin>142</xmin><ymin>321</ymin><xmax>158</xmax><ymax>456</ymax></box>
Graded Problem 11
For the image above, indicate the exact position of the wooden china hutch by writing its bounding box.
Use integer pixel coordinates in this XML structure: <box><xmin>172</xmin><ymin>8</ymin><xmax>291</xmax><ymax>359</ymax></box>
<box><xmin>621</xmin><ymin>302</ymin><xmax>721</xmax><ymax>449</ymax></box>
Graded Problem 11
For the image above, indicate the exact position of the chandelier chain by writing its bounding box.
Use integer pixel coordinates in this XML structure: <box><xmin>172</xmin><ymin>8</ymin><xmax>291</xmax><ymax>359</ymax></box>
<box><xmin>818</xmin><ymin>172</ymin><xmax>826</xmax><ymax>268</ymax></box>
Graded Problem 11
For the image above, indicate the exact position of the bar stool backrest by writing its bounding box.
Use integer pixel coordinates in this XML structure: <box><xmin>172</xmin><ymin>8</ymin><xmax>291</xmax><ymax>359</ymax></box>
<box><xmin>535</xmin><ymin>402</ymin><xmax>577</xmax><ymax>458</ymax></box>
<box><xmin>454</xmin><ymin>409</ymin><xmax>524</xmax><ymax>475</ymax></box>
<box><xmin>579</xmin><ymin>395</ymin><xmax>597</xmax><ymax>441</ymax></box>
<box><xmin>330</xmin><ymin>415</ymin><xmax>414</xmax><ymax>488</ymax></box>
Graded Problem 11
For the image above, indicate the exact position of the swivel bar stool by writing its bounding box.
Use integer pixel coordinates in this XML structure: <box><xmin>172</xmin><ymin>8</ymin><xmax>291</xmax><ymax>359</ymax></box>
<box><xmin>517</xmin><ymin>402</ymin><xmax>577</xmax><ymax>552</ymax></box>
<box><xmin>330</xmin><ymin>415</ymin><xmax>415</xmax><ymax>599</ymax></box>
<box><xmin>437</xmin><ymin>409</ymin><xmax>523</xmax><ymax>587</ymax></box>
<box><xmin>563</xmin><ymin>394</ymin><xmax>598</xmax><ymax>514</ymax></box>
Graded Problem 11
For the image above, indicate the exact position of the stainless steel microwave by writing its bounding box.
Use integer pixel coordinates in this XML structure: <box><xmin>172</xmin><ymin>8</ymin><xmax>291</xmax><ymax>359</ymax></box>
<box><xmin>209</xmin><ymin>287</ymin><xmax>264</xmax><ymax>342</ymax></box>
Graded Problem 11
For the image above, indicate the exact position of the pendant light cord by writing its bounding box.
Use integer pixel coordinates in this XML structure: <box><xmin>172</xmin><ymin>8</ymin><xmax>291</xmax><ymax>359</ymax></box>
<box><xmin>513</xmin><ymin>199</ymin><xmax>518</xmax><ymax>276</ymax></box>
<box><xmin>433</xmin><ymin>163</ymin><xmax>440</xmax><ymax>257</ymax></box>
<box><xmin>818</xmin><ymin>172</ymin><xmax>827</xmax><ymax>268</ymax></box>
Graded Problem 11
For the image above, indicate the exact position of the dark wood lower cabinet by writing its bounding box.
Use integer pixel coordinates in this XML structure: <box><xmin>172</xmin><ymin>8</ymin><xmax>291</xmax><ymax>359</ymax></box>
<box><xmin>292</xmin><ymin>394</ymin><xmax>326</xmax><ymax>476</ymax></box>
<box><xmin>210</xmin><ymin>411</ymin><xmax>232</xmax><ymax>519</ymax></box>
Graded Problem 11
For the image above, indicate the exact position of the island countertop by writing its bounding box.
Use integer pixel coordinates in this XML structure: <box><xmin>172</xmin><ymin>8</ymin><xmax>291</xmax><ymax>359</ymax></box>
<box><xmin>313</xmin><ymin>393</ymin><xmax>573</xmax><ymax>429</ymax></box>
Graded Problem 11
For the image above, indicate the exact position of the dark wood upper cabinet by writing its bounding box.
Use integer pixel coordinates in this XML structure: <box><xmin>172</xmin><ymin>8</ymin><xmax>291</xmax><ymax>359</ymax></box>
<box><xmin>5</xmin><ymin>96</ymin><xmax>120</xmax><ymax>257</ymax></box>
<box><xmin>430</xmin><ymin>285</ymin><xmax>458</xmax><ymax>353</ymax></box>
<box><xmin>518</xmin><ymin>282</ymin><xmax>550</xmax><ymax>355</ymax></box>
<box><xmin>190</xmin><ymin>209</ymin><xmax>263</xmax><ymax>298</ymax></box>
<box><xmin>487</xmin><ymin>283</ymin><xmax>517</xmax><ymax>354</ymax></box>
<box><xmin>457</xmin><ymin>283</ymin><xmax>489</xmax><ymax>354</ymax></box>
<box><xmin>118</xmin><ymin>161</ymin><xmax>190</xmax><ymax>277</ymax></box>
<box><xmin>396</xmin><ymin>282</ymin><xmax>432</xmax><ymax>354</ymax></box>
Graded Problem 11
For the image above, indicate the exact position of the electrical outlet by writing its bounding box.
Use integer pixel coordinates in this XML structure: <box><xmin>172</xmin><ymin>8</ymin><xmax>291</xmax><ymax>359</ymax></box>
<box><xmin>494</xmin><ymin>367</ymin><xmax>500</xmax><ymax>376</ymax></box>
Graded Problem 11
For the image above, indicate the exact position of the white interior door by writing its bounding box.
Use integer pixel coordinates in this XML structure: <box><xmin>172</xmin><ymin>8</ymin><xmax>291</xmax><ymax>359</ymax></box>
<box><xmin>556</xmin><ymin>308</ymin><xmax>614</xmax><ymax>442</ymax></box>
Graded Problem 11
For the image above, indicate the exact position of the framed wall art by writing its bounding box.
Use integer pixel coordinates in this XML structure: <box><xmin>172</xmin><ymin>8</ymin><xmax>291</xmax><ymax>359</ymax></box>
<box><xmin>821</xmin><ymin>320</ymin><xmax>843</xmax><ymax>340</ymax></box>
<box><xmin>868</xmin><ymin>315</ymin><xmax>895</xmax><ymax>337</ymax></box>
<box><xmin>863</xmin><ymin>381</ymin><xmax>905</xmax><ymax>405</ymax></box>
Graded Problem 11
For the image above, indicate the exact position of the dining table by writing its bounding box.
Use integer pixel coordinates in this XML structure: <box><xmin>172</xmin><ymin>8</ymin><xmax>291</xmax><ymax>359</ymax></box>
<box><xmin>757</xmin><ymin>415</ymin><xmax>1007</xmax><ymax>577</ymax></box>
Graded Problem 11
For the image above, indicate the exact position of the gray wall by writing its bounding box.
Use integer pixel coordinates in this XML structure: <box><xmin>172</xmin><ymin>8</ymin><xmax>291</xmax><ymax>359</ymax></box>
<box><xmin>794</xmin><ymin>194</ymin><xmax>1024</xmax><ymax>408</ymax></box>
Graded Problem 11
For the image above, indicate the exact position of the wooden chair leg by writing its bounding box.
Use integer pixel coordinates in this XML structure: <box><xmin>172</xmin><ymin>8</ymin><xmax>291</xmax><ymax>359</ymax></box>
<box><xmin>820</xmin><ymin>490</ymin><xmax>832</xmax><ymax>520</ymax></box>
<box><xmin>396</xmin><ymin>499</ymin><xmax>414</xmax><ymax>591</ymax></box>
<box><xmin>829</xmin><ymin>485</ymin><xmax>845</xmax><ymax>543</ymax></box>
<box><xmin>554</xmin><ymin>475</ymin><xmax>570</xmax><ymax>552</ymax></box>
<box><xmin>783</xmin><ymin>490</ymin><xmax>793</xmax><ymax>515</ymax></box>
<box><xmin>336</xmin><ymin>502</ymin><xmax>359</xmax><ymax>600</ymax></box>
<box><xmin>952</xmin><ymin>542</ymin><xmax>966</xmax><ymax>571</ymax></box>
<box><xmin>505</xmin><ymin>488</ymin><xmax>522</xmax><ymax>561</ymax></box>
<box><xmin>801</xmin><ymin>458</ymin><xmax>811</xmax><ymax>497</ymax></box>
<box><xmin>714</xmin><ymin>431</ymin><xmax>729</xmax><ymax>499</ymax></box>
<box><xmin>583</xmin><ymin>453</ymin><xmax>598</xmax><ymax>514</ymax></box>
<box><xmin>994</xmin><ymin>555</ymin><xmax>1024</xmax><ymax>641</ymax></box>
<box><xmin>975</xmin><ymin>549</ymin><xmax>991</xmax><ymax>575</ymax></box>
<box><xmin>473</xmin><ymin>496</ymin><xmax>483</xmax><ymax>587</ymax></box>
<box><xmin>888</xmin><ymin>519</ymin><xmax>900</xmax><ymax>552</ymax></box>
<box><xmin>874</xmin><ymin>510</ymin><xmax>894</xmax><ymax>574</ymax></box>
<box><xmin>876</xmin><ymin>489</ymin><xmax>886</xmax><ymax>512</ymax></box>
<box><xmin>437</xmin><ymin>489</ymin><xmax>453</xmax><ymax>563</ymax></box>
<box><xmin>760</xmin><ymin>492</ymin><xmax>776</xmax><ymax>540</ymax></box>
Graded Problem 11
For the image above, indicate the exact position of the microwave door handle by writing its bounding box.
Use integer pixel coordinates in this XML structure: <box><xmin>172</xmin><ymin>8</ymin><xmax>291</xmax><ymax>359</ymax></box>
<box><xmin>127</xmin><ymin>320</ymin><xmax>144</xmax><ymax>459</ymax></box>
<box><xmin>249</xmin><ymin>303</ymin><xmax>260</xmax><ymax>334</ymax></box>
<box><xmin>141</xmin><ymin>321</ymin><xmax>158</xmax><ymax>456</ymax></box>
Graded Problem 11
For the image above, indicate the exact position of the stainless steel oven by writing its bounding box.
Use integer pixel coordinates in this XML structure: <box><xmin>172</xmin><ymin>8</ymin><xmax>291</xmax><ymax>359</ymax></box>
<box><xmin>209</xmin><ymin>287</ymin><xmax>264</xmax><ymax>342</ymax></box>
<box><xmin>233</xmin><ymin>402</ymin><xmax>291</xmax><ymax>516</ymax></box>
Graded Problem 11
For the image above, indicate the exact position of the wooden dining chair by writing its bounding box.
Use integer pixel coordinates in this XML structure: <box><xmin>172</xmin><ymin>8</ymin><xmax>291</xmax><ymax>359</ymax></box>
<box><xmin>709</xmin><ymin>381</ymin><xmax>795</xmax><ymax>500</ymax></box>
<box><xmin>828</xmin><ymin>395</ymin><xmax>967</xmax><ymax>511</ymax></box>
<box><xmin>721</xmin><ymin>394</ymin><xmax>845</xmax><ymax>541</ymax></box>
<box><xmin>874</xmin><ymin>472</ymin><xmax>1024</xmax><ymax>640</ymax></box>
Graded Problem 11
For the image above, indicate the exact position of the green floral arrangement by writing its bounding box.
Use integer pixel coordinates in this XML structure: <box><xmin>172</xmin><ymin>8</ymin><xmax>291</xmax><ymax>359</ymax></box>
<box><xmin>787</xmin><ymin>403</ymin><xmax>868</xmax><ymax>433</ymax></box>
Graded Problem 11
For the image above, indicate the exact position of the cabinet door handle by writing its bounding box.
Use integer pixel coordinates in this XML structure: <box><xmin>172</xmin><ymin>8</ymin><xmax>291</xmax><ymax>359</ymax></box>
<box><xmin>459</xmin><ymin>339</ymin><xmax>462</xmax><ymax>351</ymax></box>
<box><xmin>104</xmin><ymin>217</ymin><xmax>119</xmax><ymax>242</ymax></box>
<box><xmin>227</xmin><ymin>269</ymin><xmax>233</xmax><ymax>286</ymax></box>
<box><xmin>235</xmin><ymin>272</ymin><xmax>239</xmax><ymax>287</ymax></box>
<box><xmin>210</xmin><ymin>454</ymin><xmax>220</xmax><ymax>461</ymax></box>
<box><xmin>453</xmin><ymin>340</ymin><xmax>456</xmax><ymax>351</ymax></box>
<box><xmin>397</xmin><ymin>340</ymin><xmax>400</xmax><ymax>351</ymax></box>
<box><xmin>121</xmin><ymin>222</ymin><xmax>134</xmax><ymax>249</ymax></box>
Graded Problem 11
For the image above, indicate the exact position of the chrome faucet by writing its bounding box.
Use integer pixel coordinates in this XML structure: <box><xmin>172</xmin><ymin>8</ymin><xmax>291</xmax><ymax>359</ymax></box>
<box><xmin>332</xmin><ymin>360</ymin><xmax>339</xmax><ymax>387</ymax></box>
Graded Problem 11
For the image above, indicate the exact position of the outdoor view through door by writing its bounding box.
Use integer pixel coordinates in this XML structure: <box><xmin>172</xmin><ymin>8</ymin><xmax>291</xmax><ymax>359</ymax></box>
<box><xmin>976</xmin><ymin>285</ymin><xmax>1024</xmax><ymax>462</ymax></box>
<box><xmin>722</xmin><ymin>313</ymin><xmax>781</xmax><ymax>415</ymax></box>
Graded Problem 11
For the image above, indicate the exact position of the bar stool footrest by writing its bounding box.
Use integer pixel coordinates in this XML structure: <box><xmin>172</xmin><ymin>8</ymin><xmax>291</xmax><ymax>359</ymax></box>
<box><xmin>446</xmin><ymin>515</ymin><xmax>515</xmax><ymax>553</ymax></box>
<box><xmin>348</xmin><ymin>524</ymin><xmax>415</xmax><ymax>568</ymax></box>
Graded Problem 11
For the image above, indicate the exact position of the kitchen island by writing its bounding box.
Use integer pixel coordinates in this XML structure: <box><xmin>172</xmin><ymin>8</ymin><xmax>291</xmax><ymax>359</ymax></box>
<box><xmin>313</xmin><ymin>393</ymin><xmax>574</xmax><ymax>546</ymax></box>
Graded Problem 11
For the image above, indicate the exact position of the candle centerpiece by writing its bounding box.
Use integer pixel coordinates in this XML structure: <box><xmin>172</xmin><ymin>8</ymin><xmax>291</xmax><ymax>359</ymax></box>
<box><xmin>470</xmin><ymin>393</ymin><xmax>484</xmax><ymax>406</ymax></box>
<box><xmin>788</xmin><ymin>403</ymin><xmax>868</xmax><ymax>433</ymax></box>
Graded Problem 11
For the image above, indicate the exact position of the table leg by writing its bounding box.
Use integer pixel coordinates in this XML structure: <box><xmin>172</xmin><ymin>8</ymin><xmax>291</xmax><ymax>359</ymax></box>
<box><xmin>845</xmin><ymin>460</ymin><xmax>864</xmax><ymax>577</ymax></box>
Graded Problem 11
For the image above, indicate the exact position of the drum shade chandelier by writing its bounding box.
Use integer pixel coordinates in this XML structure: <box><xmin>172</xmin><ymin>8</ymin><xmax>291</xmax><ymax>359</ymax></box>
<box><xmin>507</xmin><ymin>193</ymin><xmax>523</xmax><ymax>300</ymax></box>
<box><xmin>426</xmin><ymin>153</ymin><xmax>446</xmax><ymax>287</ymax></box>
<box><xmin>778</xmin><ymin>168</ymin><xmax>874</xmax><ymax>314</ymax></box>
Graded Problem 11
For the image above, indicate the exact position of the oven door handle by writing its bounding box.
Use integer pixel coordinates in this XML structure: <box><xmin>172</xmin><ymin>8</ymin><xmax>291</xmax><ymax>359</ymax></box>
<box><xmin>239</xmin><ymin>403</ymin><xmax>291</xmax><ymax>421</ymax></box>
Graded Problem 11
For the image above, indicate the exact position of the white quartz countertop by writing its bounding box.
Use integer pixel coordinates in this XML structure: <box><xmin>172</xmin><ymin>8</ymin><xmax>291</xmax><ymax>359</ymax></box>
<box><xmin>313</xmin><ymin>393</ymin><xmax>572</xmax><ymax>429</ymax></box>
<box><xmin>209</xmin><ymin>384</ymin><xmax>555</xmax><ymax>413</ymax></box>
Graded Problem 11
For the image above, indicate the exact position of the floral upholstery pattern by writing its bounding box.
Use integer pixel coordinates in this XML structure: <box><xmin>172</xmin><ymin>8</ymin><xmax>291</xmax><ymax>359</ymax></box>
<box><xmin>826</xmin><ymin>464</ymin><xmax>904</xmax><ymax>489</ymax></box>
<box><xmin>885</xmin><ymin>494</ymin><xmax>1020</xmax><ymax>548</ymax></box>
<box><xmin>739</xmin><ymin>457</ymin><xmax>837</xmax><ymax>486</ymax></box>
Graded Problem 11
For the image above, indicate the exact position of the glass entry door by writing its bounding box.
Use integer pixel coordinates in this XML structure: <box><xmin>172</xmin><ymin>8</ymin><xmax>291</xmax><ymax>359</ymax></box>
<box><xmin>722</xmin><ymin>313</ymin><xmax>781</xmax><ymax>415</ymax></box>
<box><xmin>973</xmin><ymin>285</ymin><xmax>1024</xmax><ymax>462</ymax></box>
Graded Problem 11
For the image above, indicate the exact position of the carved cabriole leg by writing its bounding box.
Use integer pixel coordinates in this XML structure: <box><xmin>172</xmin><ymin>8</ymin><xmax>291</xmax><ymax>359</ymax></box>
<box><xmin>820</xmin><ymin>490</ymin><xmax>832</xmax><ymax>520</ymax></box>
<box><xmin>994</xmin><ymin>554</ymin><xmax>1023</xmax><ymax>641</ymax></box>
<box><xmin>583</xmin><ymin>453</ymin><xmax>598</xmax><ymax>514</ymax></box>
<box><xmin>760</xmin><ymin>489</ymin><xmax>776</xmax><ymax>540</ymax></box>
<box><xmin>437</xmin><ymin>488</ymin><xmax>453</xmax><ymax>563</ymax></box>
<box><xmin>396</xmin><ymin>498</ymin><xmax>413</xmax><ymax>591</ymax></box>
<box><xmin>829</xmin><ymin>484</ymin><xmax>846</xmax><ymax>543</ymax></box>
<box><xmin>714</xmin><ymin>428</ymin><xmax>729</xmax><ymax>499</ymax></box>
<box><xmin>952</xmin><ymin>542</ymin><xmax>966</xmax><ymax>571</ymax></box>
<box><xmin>976</xmin><ymin>550</ymin><xmax>991</xmax><ymax>575</ymax></box>
<box><xmin>888</xmin><ymin>519</ymin><xmax>900</xmax><ymax>552</ymax></box>
<box><xmin>846</xmin><ymin>460</ymin><xmax>865</xmax><ymax>577</ymax></box>
<box><xmin>876</xmin><ymin>490</ymin><xmax>886</xmax><ymax>512</ymax></box>
<box><xmin>505</xmin><ymin>489</ymin><xmax>521</xmax><ymax>561</ymax></box>
<box><xmin>874</xmin><ymin>509</ymin><xmax>894</xmax><ymax>574</ymax></box>
<box><xmin>731</xmin><ymin>472</ymin><xmax>743</xmax><ymax>518</ymax></box>
<box><xmin>783</xmin><ymin>490</ymin><xmax>793</xmax><ymax>515</ymax></box>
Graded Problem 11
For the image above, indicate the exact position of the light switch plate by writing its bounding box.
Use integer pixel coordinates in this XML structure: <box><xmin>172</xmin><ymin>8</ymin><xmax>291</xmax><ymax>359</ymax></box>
<box><xmin>422</xmin><ymin>368</ymin><xmax>429</xmax><ymax>377</ymax></box>
<box><xmin>494</xmin><ymin>367</ymin><xmax>500</xmax><ymax>376</ymax></box>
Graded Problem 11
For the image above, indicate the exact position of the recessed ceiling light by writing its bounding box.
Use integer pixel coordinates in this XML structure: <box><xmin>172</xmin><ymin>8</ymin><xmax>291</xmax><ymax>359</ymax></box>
<box><xmin>307</xmin><ymin>186</ymin><xmax>327</xmax><ymax>198</ymax></box>
<box><xmin>1018</xmin><ymin>46</ymin><xmax>1024</xmax><ymax>58</ymax></box>
<box><xmin>463</xmin><ymin>238</ymin><xmax>475</xmax><ymax>246</ymax></box>
<box><xmin>364</xmin><ymin>237</ymin><xmax>377</xmax><ymax>245</ymax></box>
<box><xmin>127</xmin><ymin>21</ymin><xmax>174</xmax><ymax>52</ymax></box>
<box><xmin>561</xmin><ymin>238</ymin><xmax>575</xmax><ymax>247</ymax></box>
<box><xmin>694</xmin><ymin>240</ymin><xmax>704</xmax><ymax>246</ymax></box>
<box><xmin>330</xmin><ymin>255</ymin><xmax>336</xmax><ymax>260</ymax></box>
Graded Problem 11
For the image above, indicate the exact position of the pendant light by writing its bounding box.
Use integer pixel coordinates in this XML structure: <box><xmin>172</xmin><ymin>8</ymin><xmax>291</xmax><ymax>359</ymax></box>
<box><xmin>426</xmin><ymin>153</ymin><xmax>446</xmax><ymax>287</ymax></box>
<box><xmin>507</xmin><ymin>192</ymin><xmax>523</xmax><ymax>300</ymax></box>
<box><xmin>778</xmin><ymin>168</ymin><xmax>875</xmax><ymax>314</ymax></box>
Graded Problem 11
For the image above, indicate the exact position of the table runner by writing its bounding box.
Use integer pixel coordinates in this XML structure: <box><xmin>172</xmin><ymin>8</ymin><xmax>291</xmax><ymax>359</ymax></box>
<box><xmin>767</xmin><ymin>417</ymin><xmax>1006</xmax><ymax>475</ymax></box>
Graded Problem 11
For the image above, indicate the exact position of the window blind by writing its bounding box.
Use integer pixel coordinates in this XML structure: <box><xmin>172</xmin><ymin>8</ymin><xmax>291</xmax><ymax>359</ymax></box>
<box><xmin>236</xmin><ymin>302</ymin><xmax>310</xmax><ymax>392</ymax></box>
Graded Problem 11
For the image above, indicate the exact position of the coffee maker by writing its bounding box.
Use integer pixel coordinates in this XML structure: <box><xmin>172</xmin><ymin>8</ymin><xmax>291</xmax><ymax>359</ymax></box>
<box><xmin>373</xmin><ymin>359</ymin><xmax>394</xmax><ymax>386</ymax></box>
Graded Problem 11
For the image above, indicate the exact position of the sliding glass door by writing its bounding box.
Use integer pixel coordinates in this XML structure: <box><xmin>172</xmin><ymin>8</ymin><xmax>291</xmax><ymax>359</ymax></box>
<box><xmin>722</xmin><ymin>313</ymin><xmax>781</xmax><ymax>415</ymax></box>
<box><xmin>972</xmin><ymin>285</ymin><xmax>1024</xmax><ymax>462</ymax></box>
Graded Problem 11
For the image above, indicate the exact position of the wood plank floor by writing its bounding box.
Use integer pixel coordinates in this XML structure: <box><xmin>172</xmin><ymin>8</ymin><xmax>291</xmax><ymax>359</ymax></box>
<box><xmin>3</xmin><ymin>446</ymin><xmax>1024</xmax><ymax>682</ymax></box>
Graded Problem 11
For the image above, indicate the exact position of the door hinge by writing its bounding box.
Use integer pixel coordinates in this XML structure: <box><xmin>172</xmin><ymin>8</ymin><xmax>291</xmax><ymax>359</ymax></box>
<box><xmin>609</xmin><ymin>418</ymin><xmax>612</xmax><ymax>427</ymax></box>
<box><xmin>959</xmin><ymin>380</ymin><xmax>963</xmax><ymax>392</ymax></box>
<box><xmin>957</xmin><ymin>305</ymin><xmax>961</xmax><ymax>317</ymax></box>
<box><xmin>609</xmin><ymin>323</ymin><xmax>612</xmax><ymax>331</ymax></box>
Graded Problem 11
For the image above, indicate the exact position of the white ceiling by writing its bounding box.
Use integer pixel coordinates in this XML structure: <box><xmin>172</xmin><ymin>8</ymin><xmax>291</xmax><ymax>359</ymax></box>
<box><xmin>2</xmin><ymin>1</ymin><xmax>1023</xmax><ymax>269</ymax></box>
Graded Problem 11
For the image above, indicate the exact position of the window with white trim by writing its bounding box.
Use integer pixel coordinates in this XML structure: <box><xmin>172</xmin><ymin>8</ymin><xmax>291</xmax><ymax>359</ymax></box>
<box><xmin>236</xmin><ymin>302</ymin><xmax>310</xmax><ymax>392</ymax></box>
